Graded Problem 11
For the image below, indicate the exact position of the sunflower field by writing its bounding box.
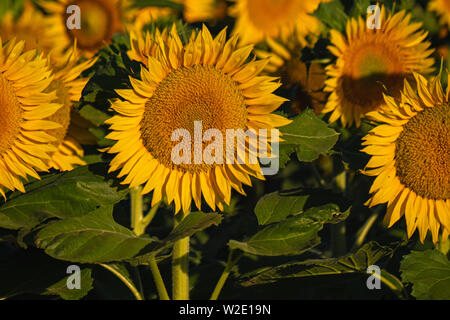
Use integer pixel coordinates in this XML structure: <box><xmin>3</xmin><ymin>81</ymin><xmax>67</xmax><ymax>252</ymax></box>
<box><xmin>0</xmin><ymin>0</ymin><xmax>449</xmax><ymax>302</ymax></box>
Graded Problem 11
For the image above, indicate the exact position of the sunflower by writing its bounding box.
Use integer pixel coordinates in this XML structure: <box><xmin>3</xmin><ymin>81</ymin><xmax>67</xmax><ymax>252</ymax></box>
<box><xmin>0</xmin><ymin>39</ymin><xmax>62</xmax><ymax>199</ymax></box>
<box><xmin>362</xmin><ymin>73</ymin><xmax>449</xmax><ymax>243</ymax></box>
<box><xmin>290</xmin><ymin>63</ymin><xmax>327</xmax><ymax>115</ymax></box>
<box><xmin>106</xmin><ymin>25</ymin><xmax>291</xmax><ymax>214</ymax></box>
<box><xmin>255</xmin><ymin>36</ymin><xmax>327</xmax><ymax>114</ymax></box>
<box><xmin>127</xmin><ymin>0</ymin><xmax>226</xmax><ymax>29</ymax></box>
<box><xmin>0</xmin><ymin>2</ymin><xmax>98</xmax><ymax>171</ymax></box>
<box><xmin>429</xmin><ymin>0</ymin><xmax>450</xmax><ymax>28</ymax></box>
<box><xmin>45</xmin><ymin>45</ymin><xmax>97</xmax><ymax>171</ymax></box>
<box><xmin>255</xmin><ymin>36</ymin><xmax>308</xmax><ymax>84</ymax></box>
<box><xmin>129</xmin><ymin>6</ymin><xmax>174</xmax><ymax>31</ymax></box>
<box><xmin>40</xmin><ymin>0</ymin><xmax>125</xmax><ymax>59</ymax></box>
<box><xmin>179</xmin><ymin>0</ymin><xmax>227</xmax><ymax>23</ymax></box>
<box><xmin>229</xmin><ymin>0</ymin><xmax>325</xmax><ymax>45</ymax></box>
<box><xmin>322</xmin><ymin>7</ymin><xmax>435</xmax><ymax>128</ymax></box>
<box><xmin>127</xmin><ymin>27</ymin><xmax>170</xmax><ymax>66</ymax></box>
<box><xmin>0</xmin><ymin>1</ymin><xmax>65</xmax><ymax>56</ymax></box>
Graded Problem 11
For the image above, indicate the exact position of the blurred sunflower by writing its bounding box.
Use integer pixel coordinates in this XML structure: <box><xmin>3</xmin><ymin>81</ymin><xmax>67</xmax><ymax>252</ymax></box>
<box><xmin>0</xmin><ymin>1</ymin><xmax>65</xmax><ymax>56</ymax></box>
<box><xmin>429</xmin><ymin>0</ymin><xmax>450</xmax><ymax>27</ymax></box>
<box><xmin>106</xmin><ymin>25</ymin><xmax>291</xmax><ymax>214</ymax></box>
<box><xmin>229</xmin><ymin>0</ymin><xmax>326</xmax><ymax>44</ymax></box>
<box><xmin>362</xmin><ymin>73</ymin><xmax>449</xmax><ymax>243</ymax></box>
<box><xmin>255</xmin><ymin>36</ymin><xmax>327</xmax><ymax>114</ymax></box>
<box><xmin>179</xmin><ymin>0</ymin><xmax>227</xmax><ymax>23</ymax></box>
<box><xmin>0</xmin><ymin>2</ymin><xmax>98</xmax><ymax>171</ymax></box>
<box><xmin>45</xmin><ymin>45</ymin><xmax>97</xmax><ymax>171</ymax></box>
<box><xmin>129</xmin><ymin>6</ymin><xmax>174</xmax><ymax>31</ymax></box>
<box><xmin>322</xmin><ymin>7</ymin><xmax>435</xmax><ymax>127</ymax></box>
<box><xmin>255</xmin><ymin>36</ymin><xmax>309</xmax><ymax>85</ymax></box>
<box><xmin>0</xmin><ymin>39</ymin><xmax>62</xmax><ymax>198</ymax></box>
<box><xmin>127</xmin><ymin>0</ymin><xmax>227</xmax><ymax>29</ymax></box>
<box><xmin>40</xmin><ymin>0</ymin><xmax>125</xmax><ymax>58</ymax></box>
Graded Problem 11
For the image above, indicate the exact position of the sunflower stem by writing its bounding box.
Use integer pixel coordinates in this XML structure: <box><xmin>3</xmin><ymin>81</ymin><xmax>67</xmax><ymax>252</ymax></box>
<box><xmin>100</xmin><ymin>264</ymin><xmax>144</xmax><ymax>301</ymax></box>
<box><xmin>172</xmin><ymin>211</ymin><xmax>190</xmax><ymax>300</ymax></box>
<box><xmin>210</xmin><ymin>250</ymin><xmax>242</xmax><ymax>300</ymax></box>
<box><xmin>142</xmin><ymin>201</ymin><xmax>162</xmax><ymax>229</ymax></box>
<box><xmin>352</xmin><ymin>212</ymin><xmax>379</xmax><ymax>250</ymax></box>
<box><xmin>332</xmin><ymin>171</ymin><xmax>347</xmax><ymax>256</ymax></box>
<box><xmin>130</xmin><ymin>186</ymin><xmax>144</xmax><ymax>235</ymax></box>
<box><xmin>149</xmin><ymin>255</ymin><xmax>170</xmax><ymax>300</ymax></box>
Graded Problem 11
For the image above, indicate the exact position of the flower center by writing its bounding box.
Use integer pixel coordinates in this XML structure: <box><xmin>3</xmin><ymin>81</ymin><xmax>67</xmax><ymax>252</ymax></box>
<box><xmin>140</xmin><ymin>65</ymin><xmax>248</xmax><ymax>173</ymax></box>
<box><xmin>66</xmin><ymin>0</ymin><xmax>119</xmax><ymax>50</ymax></box>
<box><xmin>280</xmin><ymin>58</ymin><xmax>306</xmax><ymax>87</ymax></box>
<box><xmin>395</xmin><ymin>104</ymin><xmax>450</xmax><ymax>200</ymax></box>
<box><xmin>0</xmin><ymin>75</ymin><xmax>23</xmax><ymax>154</ymax></box>
<box><xmin>341</xmin><ymin>37</ymin><xmax>407</xmax><ymax>112</ymax></box>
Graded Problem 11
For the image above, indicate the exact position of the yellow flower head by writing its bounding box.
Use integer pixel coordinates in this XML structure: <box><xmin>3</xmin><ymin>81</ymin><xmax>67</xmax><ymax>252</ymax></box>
<box><xmin>0</xmin><ymin>39</ymin><xmax>63</xmax><ymax>198</ymax></box>
<box><xmin>128</xmin><ymin>0</ymin><xmax>226</xmax><ymax>28</ymax></box>
<box><xmin>45</xmin><ymin>44</ymin><xmax>97</xmax><ymax>171</ymax></box>
<box><xmin>0</xmin><ymin>2</ymin><xmax>98</xmax><ymax>171</ymax></box>
<box><xmin>322</xmin><ymin>7</ymin><xmax>435</xmax><ymax>127</ymax></box>
<box><xmin>106</xmin><ymin>25</ymin><xmax>291</xmax><ymax>214</ymax></box>
<box><xmin>255</xmin><ymin>35</ymin><xmax>309</xmax><ymax>85</ymax></box>
<box><xmin>128</xmin><ymin>6</ymin><xmax>174</xmax><ymax>32</ymax></box>
<box><xmin>255</xmin><ymin>35</ymin><xmax>327</xmax><ymax>114</ymax></box>
<box><xmin>362</xmin><ymin>73</ymin><xmax>450</xmax><ymax>243</ymax></box>
<box><xmin>40</xmin><ymin>0</ymin><xmax>125</xmax><ymax>59</ymax></box>
<box><xmin>0</xmin><ymin>1</ymin><xmax>65</xmax><ymax>57</ymax></box>
<box><xmin>229</xmin><ymin>0</ymin><xmax>325</xmax><ymax>44</ymax></box>
<box><xmin>127</xmin><ymin>27</ymin><xmax>171</xmax><ymax>67</ymax></box>
<box><xmin>180</xmin><ymin>0</ymin><xmax>225</xmax><ymax>23</ymax></box>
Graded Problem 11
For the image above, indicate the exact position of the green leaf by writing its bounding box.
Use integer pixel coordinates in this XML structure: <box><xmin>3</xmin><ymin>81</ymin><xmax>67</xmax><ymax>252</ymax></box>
<box><xmin>43</xmin><ymin>268</ymin><xmax>94</xmax><ymax>300</ymax></box>
<box><xmin>400</xmin><ymin>250</ymin><xmax>450</xmax><ymax>300</ymax></box>
<box><xmin>279</xmin><ymin>109</ymin><xmax>339</xmax><ymax>165</ymax></box>
<box><xmin>165</xmin><ymin>211</ymin><xmax>223</xmax><ymax>245</ymax></box>
<box><xmin>314</xmin><ymin>0</ymin><xmax>347</xmax><ymax>32</ymax></box>
<box><xmin>229</xmin><ymin>204</ymin><xmax>349</xmax><ymax>256</ymax></box>
<box><xmin>0</xmin><ymin>164</ymin><xmax>128</xmax><ymax>230</ymax></box>
<box><xmin>35</xmin><ymin>206</ymin><xmax>156</xmax><ymax>264</ymax></box>
<box><xmin>239</xmin><ymin>242</ymin><xmax>395</xmax><ymax>286</ymax></box>
<box><xmin>254</xmin><ymin>191</ymin><xmax>309</xmax><ymax>226</ymax></box>
<box><xmin>129</xmin><ymin>211</ymin><xmax>223</xmax><ymax>265</ymax></box>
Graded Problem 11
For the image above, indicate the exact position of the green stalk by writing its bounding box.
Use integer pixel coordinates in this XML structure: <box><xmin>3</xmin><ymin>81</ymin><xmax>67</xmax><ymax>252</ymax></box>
<box><xmin>130</xmin><ymin>187</ymin><xmax>169</xmax><ymax>300</ymax></box>
<box><xmin>100</xmin><ymin>264</ymin><xmax>144</xmax><ymax>301</ymax></box>
<box><xmin>210</xmin><ymin>250</ymin><xmax>242</xmax><ymax>300</ymax></box>
<box><xmin>149</xmin><ymin>255</ymin><xmax>170</xmax><ymax>300</ymax></box>
<box><xmin>352</xmin><ymin>212</ymin><xmax>379</xmax><ymax>250</ymax></box>
<box><xmin>172</xmin><ymin>211</ymin><xmax>190</xmax><ymax>300</ymax></box>
<box><xmin>131</xmin><ymin>186</ymin><xmax>161</xmax><ymax>236</ymax></box>
<box><xmin>332</xmin><ymin>171</ymin><xmax>347</xmax><ymax>256</ymax></box>
<box><xmin>130</xmin><ymin>186</ymin><xmax>143</xmax><ymax>235</ymax></box>
<box><xmin>142</xmin><ymin>201</ymin><xmax>161</xmax><ymax>230</ymax></box>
